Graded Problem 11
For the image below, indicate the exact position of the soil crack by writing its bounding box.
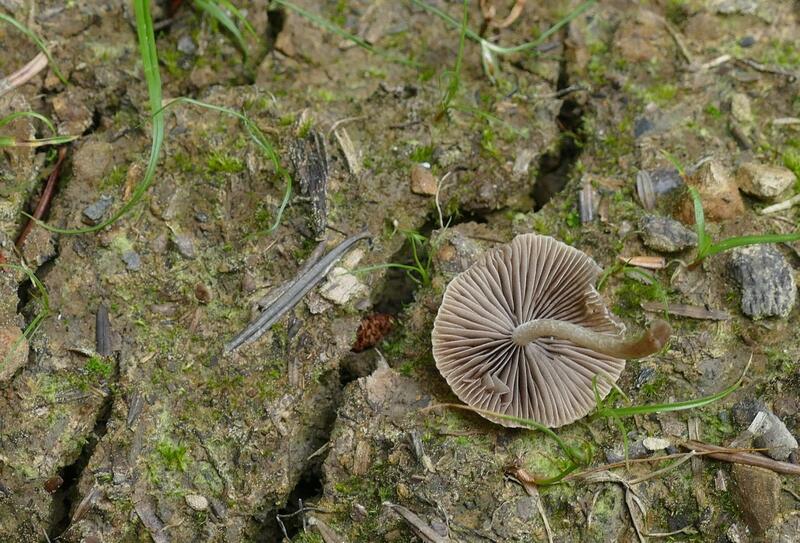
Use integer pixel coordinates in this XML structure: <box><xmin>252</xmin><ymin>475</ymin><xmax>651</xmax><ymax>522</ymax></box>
<box><xmin>532</xmin><ymin>50</ymin><xmax>587</xmax><ymax>209</ymax></box>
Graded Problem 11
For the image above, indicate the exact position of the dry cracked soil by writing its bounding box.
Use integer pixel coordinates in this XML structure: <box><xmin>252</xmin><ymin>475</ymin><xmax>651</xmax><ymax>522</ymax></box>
<box><xmin>1</xmin><ymin>1</ymin><xmax>800</xmax><ymax>542</ymax></box>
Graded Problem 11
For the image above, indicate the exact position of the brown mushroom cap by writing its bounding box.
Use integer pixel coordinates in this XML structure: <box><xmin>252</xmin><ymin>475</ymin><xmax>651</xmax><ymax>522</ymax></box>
<box><xmin>432</xmin><ymin>234</ymin><xmax>626</xmax><ymax>429</ymax></box>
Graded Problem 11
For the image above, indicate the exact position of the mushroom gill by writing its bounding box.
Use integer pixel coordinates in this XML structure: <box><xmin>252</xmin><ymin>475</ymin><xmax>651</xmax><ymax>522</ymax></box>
<box><xmin>432</xmin><ymin>233</ymin><xmax>671</xmax><ymax>429</ymax></box>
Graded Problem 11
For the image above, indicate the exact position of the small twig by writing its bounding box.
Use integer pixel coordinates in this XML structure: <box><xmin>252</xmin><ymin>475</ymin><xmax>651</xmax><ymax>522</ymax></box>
<box><xmin>699</xmin><ymin>54</ymin><xmax>731</xmax><ymax>71</ymax></box>
<box><xmin>564</xmin><ymin>449</ymin><xmax>761</xmax><ymax>482</ymax></box>
<box><xmin>224</xmin><ymin>230</ymin><xmax>371</xmax><ymax>353</ymax></box>
<box><xmin>737</xmin><ymin>58</ymin><xmax>798</xmax><ymax>80</ymax></box>
<box><xmin>15</xmin><ymin>146</ymin><xmax>68</xmax><ymax>250</ymax></box>
<box><xmin>0</xmin><ymin>52</ymin><xmax>48</xmax><ymax>97</ymax></box>
<box><xmin>435</xmin><ymin>171</ymin><xmax>454</xmax><ymax>230</ymax></box>
<box><xmin>772</xmin><ymin>117</ymin><xmax>800</xmax><ymax>126</ymax></box>
<box><xmin>761</xmin><ymin>193</ymin><xmax>800</xmax><ymax>214</ymax></box>
<box><xmin>682</xmin><ymin>440</ymin><xmax>800</xmax><ymax>476</ymax></box>
<box><xmin>663</xmin><ymin>21</ymin><xmax>693</xmax><ymax>64</ymax></box>
<box><xmin>384</xmin><ymin>501</ymin><xmax>450</xmax><ymax>543</ymax></box>
<box><xmin>628</xmin><ymin>451</ymin><xmax>695</xmax><ymax>485</ymax></box>
<box><xmin>326</xmin><ymin>116</ymin><xmax>366</xmax><ymax>138</ymax></box>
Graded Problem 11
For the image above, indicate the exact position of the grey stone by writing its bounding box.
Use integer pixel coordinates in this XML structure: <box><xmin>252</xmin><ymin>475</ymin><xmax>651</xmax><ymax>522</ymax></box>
<box><xmin>649</xmin><ymin>168</ymin><xmax>683</xmax><ymax>194</ymax></box>
<box><xmin>730</xmin><ymin>245</ymin><xmax>796</xmax><ymax>319</ymax></box>
<box><xmin>635</xmin><ymin>366</ymin><xmax>657</xmax><ymax>388</ymax></box>
<box><xmin>82</xmin><ymin>195</ymin><xmax>114</xmax><ymax>225</ymax></box>
<box><xmin>738</xmin><ymin>36</ymin><xmax>756</xmax><ymax>48</ymax></box>
<box><xmin>605</xmin><ymin>438</ymin><xmax>650</xmax><ymax>462</ymax></box>
<box><xmin>732</xmin><ymin>464</ymin><xmax>781</xmax><ymax>535</ymax></box>
<box><xmin>172</xmin><ymin>233</ymin><xmax>196</xmax><ymax>259</ymax></box>
<box><xmin>748</xmin><ymin>411</ymin><xmax>798</xmax><ymax>461</ymax></box>
<box><xmin>177</xmin><ymin>35</ymin><xmax>197</xmax><ymax>55</ymax></box>
<box><xmin>732</xmin><ymin>398</ymin><xmax>768</xmax><ymax>427</ymax></box>
<box><xmin>736</xmin><ymin>162</ymin><xmax>796</xmax><ymax>201</ymax></box>
<box><xmin>121</xmin><ymin>250</ymin><xmax>141</xmax><ymax>271</ymax></box>
<box><xmin>639</xmin><ymin>215</ymin><xmax>698</xmax><ymax>252</ymax></box>
<box><xmin>184</xmin><ymin>494</ymin><xmax>208</xmax><ymax>511</ymax></box>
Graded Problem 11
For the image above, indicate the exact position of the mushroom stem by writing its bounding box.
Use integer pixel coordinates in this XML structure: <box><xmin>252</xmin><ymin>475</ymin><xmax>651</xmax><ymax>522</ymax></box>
<box><xmin>511</xmin><ymin>318</ymin><xmax>672</xmax><ymax>359</ymax></box>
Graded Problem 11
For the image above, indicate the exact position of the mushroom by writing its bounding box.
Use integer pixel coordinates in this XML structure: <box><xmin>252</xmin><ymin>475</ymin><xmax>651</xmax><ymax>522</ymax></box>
<box><xmin>432</xmin><ymin>234</ymin><xmax>671</xmax><ymax>428</ymax></box>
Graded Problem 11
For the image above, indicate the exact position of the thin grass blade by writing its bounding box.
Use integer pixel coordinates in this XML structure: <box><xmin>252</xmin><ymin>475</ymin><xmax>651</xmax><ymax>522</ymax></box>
<box><xmin>193</xmin><ymin>0</ymin><xmax>249</xmax><ymax>60</ymax></box>
<box><xmin>0</xmin><ymin>13</ymin><xmax>67</xmax><ymax>84</ymax></box>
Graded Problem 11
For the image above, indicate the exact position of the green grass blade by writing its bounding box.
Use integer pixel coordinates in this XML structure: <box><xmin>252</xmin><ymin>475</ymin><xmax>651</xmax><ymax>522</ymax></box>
<box><xmin>218</xmin><ymin>0</ymin><xmax>257</xmax><ymax>37</ymax></box>
<box><xmin>272</xmin><ymin>0</ymin><xmax>418</xmax><ymax>67</ymax></box>
<box><xmin>440</xmin><ymin>0</ymin><xmax>467</xmax><ymax>116</ymax></box>
<box><xmin>30</xmin><ymin>0</ymin><xmax>165</xmax><ymax>234</ymax></box>
<box><xmin>193</xmin><ymin>0</ymin><xmax>249</xmax><ymax>60</ymax></box>
<box><xmin>688</xmin><ymin>187</ymin><xmax>711</xmax><ymax>257</ymax></box>
<box><xmin>0</xmin><ymin>263</ymin><xmax>51</xmax><ymax>371</ymax></box>
<box><xmin>152</xmin><ymin>96</ymin><xmax>291</xmax><ymax>234</ymax></box>
<box><xmin>0</xmin><ymin>13</ymin><xmax>67</xmax><ymax>84</ymax></box>
<box><xmin>411</xmin><ymin>0</ymin><xmax>596</xmax><ymax>56</ymax></box>
<box><xmin>595</xmin><ymin>358</ymin><xmax>749</xmax><ymax>418</ymax></box>
<box><xmin>704</xmin><ymin>232</ymin><xmax>800</xmax><ymax>258</ymax></box>
<box><xmin>0</xmin><ymin>111</ymin><xmax>56</xmax><ymax>133</ymax></box>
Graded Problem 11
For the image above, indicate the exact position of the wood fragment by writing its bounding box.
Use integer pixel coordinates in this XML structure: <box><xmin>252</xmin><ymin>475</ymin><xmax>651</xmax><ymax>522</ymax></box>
<box><xmin>640</xmin><ymin>301</ymin><xmax>730</xmax><ymax>320</ymax></box>
<box><xmin>663</xmin><ymin>21</ymin><xmax>693</xmax><ymax>64</ymax></box>
<box><xmin>738</xmin><ymin>58</ymin><xmax>798</xmax><ymax>80</ymax></box>
<box><xmin>761</xmin><ymin>193</ymin><xmax>800</xmax><ymax>214</ymax></box>
<box><xmin>15</xmin><ymin>146</ymin><xmax>68</xmax><ymax>250</ymax></box>
<box><xmin>334</xmin><ymin>127</ymin><xmax>361</xmax><ymax>175</ymax></box>
<box><xmin>134</xmin><ymin>495</ymin><xmax>169</xmax><ymax>543</ymax></box>
<box><xmin>383</xmin><ymin>502</ymin><xmax>450</xmax><ymax>543</ymax></box>
<box><xmin>635</xmin><ymin>170</ymin><xmax>656</xmax><ymax>211</ymax></box>
<box><xmin>290</xmin><ymin>129</ymin><xmax>329</xmax><ymax>237</ymax></box>
<box><xmin>618</xmin><ymin>255</ymin><xmax>666</xmax><ymax>269</ymax></box>
<box><xmin>699</xmin><ymin>54</ymin><xmax>731</xmax><ymax>70</ymax></box>
<box><xmin>224</xmin><ymin>230</ymin><xmax>370</xmax><ymax>353</ymax></box>
<box><xmin>0</xmin><ymin>52</ymin><xmax>48</xmax><ymax>98</ymax></box>
<box><xmin>95</xmin><ymin>304</ymin><xmax>112</xmax><ymax>356</ymax></box>
<box><xmin>682</xmin><ymin>440</ymin><xmax>800</xmax><ymax>476</ymax></box>
<box><xmin>772</xmin><ymin>117</ymin><xmax>800</xmax><ymax>126</ymax></box>
<box><xmin>308</xmin><ymin>516</ymin><xmax>345</xmax><ymax>543</ymax></box>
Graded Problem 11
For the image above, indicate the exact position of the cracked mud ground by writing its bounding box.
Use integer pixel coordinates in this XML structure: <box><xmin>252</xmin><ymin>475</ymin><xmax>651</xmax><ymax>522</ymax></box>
<box><xmin>1</xmin><ymin>1</ymin><xmax>800</xmax><ymax>542</ymax></box>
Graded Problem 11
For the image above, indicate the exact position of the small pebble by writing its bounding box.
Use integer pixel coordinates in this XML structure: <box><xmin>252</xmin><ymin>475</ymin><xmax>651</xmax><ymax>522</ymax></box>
<box><xmin>194</xmin><ymin>282</ymin><xmax>212</xmax><ymax>304</ymax></box>
<box><xmin>634</xmin><ymin>117</ymin><xmax>654</xmax><ymax>138</ymax></box>
<box><xmin>735</xmin><ymin>162</ymin><xmax>796</xmax><ymax>201</ymax></box>
<box><xmin>82</xmin><ymin>195</ymin><xmax>114</xmax><ymax>225</ymax></box>
<box><xmin>639</xmin><ymin>215</ymin><xmax>698</xmax><ymax>253</ymax></box>
<box><xmin>748</xmin><ymin>411</ymin><xmax>798</xmax><ymax>461</ymax></box>
<box><xmin>738</xmin><ymin>35</ymin><xmax>756</xmax><ymax>48</ymax></box>
<box><xmin>732</xmin><ymin>398</ymin><xmax>768</xmax><ymax>427</ymax></box>
<box><xmin>177</xmin><ymin>35</ymin><xmax>197</xmax><ymax>55</ymax></box>
<box><xmin>185</xmin><ymin>493</ymin><xmax>209</xmax><ymax>511</ymax></box>
<box><xmin>43</xmin><ymin>475</ymin><xmax>63</xmax><ymax>494</ymax></box>
<box><xmin>410</xmin><ymin>164</ymin><xmax>437</xmax><ymax>196</ymax></box>
<box><xmin>172</xmin><ymin>233</ymin><xmax>196</xmax><ymax>259</ymax></box>
<box><xmin>643</xmin><ymin>437</ymin><xmax>671</xmax><ymax>451</ymax></box>
<box><xmin>121</xmin><ymin>250</ymin><xmax>141</xmax><ymax>271</ymax></box>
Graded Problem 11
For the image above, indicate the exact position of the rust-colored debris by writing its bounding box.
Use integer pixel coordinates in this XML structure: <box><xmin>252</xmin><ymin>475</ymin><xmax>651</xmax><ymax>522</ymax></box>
<box><xmin>43</xmin><ymin>475</ymin><xmax>63</xmax><ymax>494</ymax></box>
<box><xmin>352</xmin><ymin>313</ymin><xmax>394</xmax><ymax>353</ymax></box>
<box><xmin>15</xmin><ymin>146</ymin><xmax>68</xmax><ymax>250</ymax></box>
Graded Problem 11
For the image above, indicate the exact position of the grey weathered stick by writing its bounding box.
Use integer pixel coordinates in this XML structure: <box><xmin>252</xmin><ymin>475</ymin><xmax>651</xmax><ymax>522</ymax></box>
<box><xmin>682</xmin><ymin>440</ymin><xmax>800</xmax><ymax>476</ymax></box>
<box><xmin>224</xmin><ymin>230</ymin><xmax>370</xmax><ymax>353</ymax></box>
<box><xmin>95</xmin><ymin>304</ymin><xmax>112</xmax><ymax>357</ymax></box>
<box><xmin>0</xmin><ymin>52</ymin><xmax>48</xmax><ymax>98</ymax></box>
<box><xmin>383</xmin><ymin>502</ymin><xmax>450</xmax><ymax>543</ymax></box>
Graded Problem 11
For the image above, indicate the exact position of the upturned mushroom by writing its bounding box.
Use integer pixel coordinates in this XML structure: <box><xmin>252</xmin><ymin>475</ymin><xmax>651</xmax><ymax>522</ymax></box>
<box><xmin>432</xmin><ymin>234</ymin><xmax>671</xmax><ymax>429</ymax></box>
